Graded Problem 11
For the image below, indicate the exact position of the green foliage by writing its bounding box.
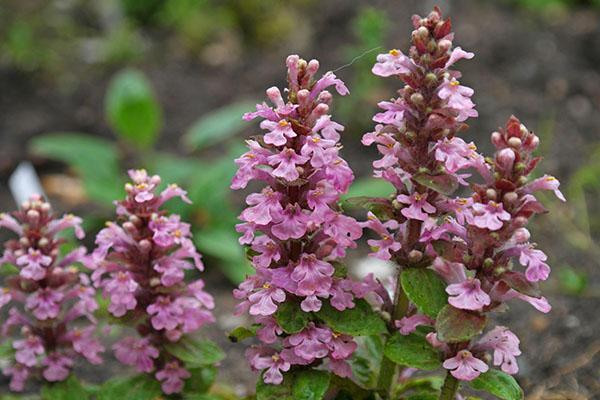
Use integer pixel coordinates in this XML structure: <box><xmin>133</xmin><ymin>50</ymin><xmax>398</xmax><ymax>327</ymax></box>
<box><xmin>41</xmin><ymin>375</ymin><xmax>90</xmax><ymax>400</ymax></box>
<box><xmin>342</xmin><ymin>196</ymin><xmax>395</xmax><ymax>220</ymax></box>
<box><xmin>470</xmin><ymin>369</ymin><xmax>523</xmax><ymax>400</ymax></box>
<box><xmin>435</xmin><ymin>305</ymin><xmax>487</xmax><ymax>343</ymax></box>
<box><xmin>275</xmin><ymin>301</ymin><xmax>311</xmax><ymax>334</ymax></box>
<box><xmin>401</xmin><ymin>268</ymin><xmax>448</xmax><ymax>318</ymax></box>
<box><xmin>164</xmin><ymin>337</ymin><xmax>225</xmax><ymax>368</ymax></box>
<box><xmin>350</xmin><ymin>335</ymin><xmax>384</xmax><ymax>389</ymax></box>
<box><xmin>97</xmin><ymin>375</ymin><xmax>163</xmax><ymax>400</ymax></box>
<box><xmin>228</xmin><ymin>325</ymin><xmax>259</xmax><ymax>342</ymax></box>
<box><xmin>29</xmin><ymin>133</ymin><xmax>124</xmax><ymax>205</ymax></box>
<box><xmin>343</xmin><ymin>178</ymin><xmax>394</xmax><ymax>200</ymax></box>
<box><xmin>184</xmin><ymin>101</ymin><xmax>256</xmax><ymax>150</ymax></box>
<box><xmin>412</xmin><ymin>172</ymin><xmax>458</xmax><ymax>196</ymax></box>
<box><xmin>316</xmin><ymin>299</ymin><xmax>387</xmax><ymax>336</ymax></box>
<box><xmin>557</xmin><ymin>265</ymin><xmax>588</xmax><ymax>295</ymax></box>
<box><xmin>184</xmin><ymin>366</ymin><xmax>218</xmax><ymax>395</ymax></box>
<box><xmin>384</xmin><ymin>331</ymin><xmax>441</xmax><ymax>370</ymax></box>
<box><xmin>105</xmin><ymin>69</ymin><xmax>162</xmax><ymax>148</ymax></box>
<box><xmin>255</xmin><ymin>370</ymin><xmax>330</xmax><ymax>400</ymax></box>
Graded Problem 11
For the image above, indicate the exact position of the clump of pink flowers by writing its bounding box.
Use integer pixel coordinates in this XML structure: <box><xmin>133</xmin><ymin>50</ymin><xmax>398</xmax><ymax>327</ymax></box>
<box><xmin>0</xmin><ymin>195</ymin><xmax>102</xmax><ymax>391</ymax></box>
<box><xmin>232</xmin><ymin>55</ymin><xmax>382</xmax><ymax>384</ymax></box>
<box><xmin>90</xmin><ymin>170</ymin><xmax>215</xmax><ymax>394</ymax></box>
<box><xmin>361</xmin><ymin>7</ymin><xmax>564</xmax><ymax>398</ymax></box>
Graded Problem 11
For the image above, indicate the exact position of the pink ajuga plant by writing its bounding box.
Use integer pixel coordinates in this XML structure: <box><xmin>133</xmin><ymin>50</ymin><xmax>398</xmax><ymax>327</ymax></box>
<box><xmin>232</xmin><ymin>55</ymin><xmax>382</xmax><ymax>385</ymax></box>
<box><xmin>0</xmin><ymin>195</ymin><xmax>102</xmax><ymax>391</ymax></box>
<box><xmin>361</xmin><ymin>7</ymin><xmax>562</xmax><ymax>399</ymax></box>
<box><xmin>90</xmin><ymin>170</ymin><xmax>216</xmax><ymax>394</ymax></box>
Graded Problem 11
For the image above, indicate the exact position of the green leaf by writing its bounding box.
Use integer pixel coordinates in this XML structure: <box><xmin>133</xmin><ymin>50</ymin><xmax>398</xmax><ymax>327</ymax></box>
<box><xmin>105</xmin><ymin>68</ymin><xmax>162</xmax><ymax>148</ymax></box>
<box><xmin>401</xmin><ymin>268</ymin><xmax>448</xmax><ymax>318</ymax></box>
<box><xmin>435</xmin><ymin>305</ymin><xmax>487</xmax><ymax>343</ymax></box>
<box><xmin>413</xmin><ymin>172</ymin><xmax>458</xmax><ymax>195</ymax></box>
<box><xmin>292</xmin><ymin>370</ymin><xmax>330</xmax><ymax>400</ymax></box>
<box><xmin>343</xmin><ymin>178</ymin><xmax>394</xmax><ymax>199</ymax></box>
<box><xmin>194</xmin><ymin>228</ymin><xmax>253</xmax><ymax>284</ymax></box>
<box><xmin>0</xmin><ymin>263</ymin><xmax>19</xmax><ymax>276</ymax></box>
<box><xmin>228</xmin><ymin>325</ymin><xmax>258</xmax><ymax>343</ymax></box>
<box><xmin>470</xmin><ymin>369</ymin><xmax>523</xmax><ymax>400</ymax></box>
<box><xmin>164</xmin><ymin>337</ymin><xmax>225</xmax><ymax>368</ymax></box>
<box><xmin>255</xmin><ymin>370</ymin><xmax>330</xmax><ymax>400</ymax></box>
<box><xmin>275</xmin><ymin>301</ymin><xmax>311</xmax><ymax>334</ymax></box>
<box><xmin>41</xmin><ymin>375</ymin><xmax>90</xmax><ymax>400</ymax></box>
<box><xmin>0</xmin><ymin>340</ymin><xmax>14</xmax><ymax>359</ymax></box>
<box><xmin>558</xmin><ymin>266</ymin><xmax>588</xmax><ymax>295</ymax></box>
<box><xmin>342</xmin><ymin>196</ymin><xmax>395</xmax><ymax>220</ymax></box>
<box><xmin>316</xmin><ymin>299</ymin><xmax>386</xmax><ymax>336</ymax></box>
<box><xmin>184</xmin><ymin>101</ymin><xmax>255</xmax><ymax>150</ymax></box>
<box><xmin>29</xmin><ymin>133</ymin><xmax>124</xmax><ymax>205</ymax></box>
<box><xmin>97</xmin><ymin>375</ymin><xmax>162</xmax><ymax>400</ymax></box>
<box><xmin>384</xmin><ymin>332</ymin><xmax>441</xmax><ymax>370</ymax></box>
<box><xmin>183</xmin><ymin>366</ymin><xmax>217</xmax><ymax>395</ymax></box>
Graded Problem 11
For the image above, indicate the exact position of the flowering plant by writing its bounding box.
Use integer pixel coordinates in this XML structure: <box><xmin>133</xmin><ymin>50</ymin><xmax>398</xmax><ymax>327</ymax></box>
<box><xmin>0</xmin><ymin>195</ymin><xmax>102</xmax><ymax>391</ymax></box>
<box><xmin>90</xmin><ymin>169</ymin><xmax>222</xmax><ymax>396</ymax></box>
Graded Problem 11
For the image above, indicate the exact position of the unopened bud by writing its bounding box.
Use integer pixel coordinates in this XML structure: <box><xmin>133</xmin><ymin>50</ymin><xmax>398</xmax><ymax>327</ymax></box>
<box><xmin>38</xmin><ymin>237</ymin><xmax>49</xmax><ymax>248</ymax></box>
<box><xmin>496</xmin><ymin>148</ymin><xmax>515</xmax><ymax>171</ymax></box>
<box><xmin>490</xmin><ymin>131</ymin><xmax>503</xmax><ymax>147</ymax></box>
<box><xmin>503</xmin><ymin>191</ymin><xmax>518</xmax><ymax>204</ymax></box>
<box><xmin>317</xmin><ymin>90</ymin><xmax>332</xmax><ymax>105</ymax></box>
<box><xmin>296</xmin><ymin>89</ymin><xmax>310</xmax><ymax>104</ymax></box>
<box><xmin>149</xmin><ymin>277</ymin><xmax>161</xmax><ymax>287</ymax></box>
<box><xmin>514</xmin><ymin>216</ymin><xmax>528</xmax><ymax>227</ymax></box>
<box><xmin>26</xmin><ymin>209</ymin><xmax>40</xmax><ymax>223</ymax></box>
<box><xmin>528</xmin><ymin>134</ymin><xmax>540</xmax><ymax>149</ymax></box>
<box><xmin>19</xmin><ymin>237</ymin><xmax>30</xmax><ymax>247</ymax></box>
<box><xmin>408</xmin><ymin>250</ymin><xmax>423</xmax><ymax>263</ymax></box>
<box><xmin>417</xmin><ymin>26</ymin><xmax>429</xmax><ymax>39</ymax></box>
<box><xmin>438</xmin><ymin>39</ymin><xmax>452</xmax><ymax>52</ymax></box>
<box><xmin>266</xmin><ymin>86</ymin><xmax>283</xmax><ymax>105</ymax></box>
<box><xmin>139</xmin><ymin>239</ymin><xmax>152</xmax><ymax>253</ymax></box>
<box><xmin>520</xmin><ymin>124</ymin><xmax>528</xmax><ymax>136</ymax></box>
<box><xmin>517</xmin><ymin>176</ymin><xmax>528</xmax><ymax>186</ymax></box>
<box><xmin>483</xmin><ymin>258</ymin><xmax>494</xmax><ymax>269</ymax></box>
<box><xmin>410</xmin><ymin>92</ymin><xmax>424</xmax><ymax>105</ymax></box>
<box><xmin>312</xmin><ymin>103</ymin><xmax>329</xmax><ymax>117</ymax></box>
<box><xmin>425</xmin><ymin>72</ymin><xmax>438</xmax><ymax>86</ymax></box>
<box><xmin>40</xmin><ymin>202</ymin><xmax>51</xmax><ymax>213</ymax></box>
<box><xmin>507</xmin><ymin>137</ymin><xmax>522</xmax><ymax>148</ymax></box>
<box><xmin>129</xmin><ymin>215</ymin><xmax>141</xmax><ymax>226</ymax></box>
<box><xmin>485</xmin><ymin>189</ymin><xmax>497</xmax><ymax>201</ymax></box>
<box><xmin>514</xmin><ymin>162</ymin><xmax>526</xmax><ymax>173</ymax></box>
<box><xmin>122</xmin><ymin>221</ymin><xmax>136</xmax><ymax>233</ymax></box>
<box><xmin>427</xmin><ymin>39</ymin><xmax>437</xmax><ymax>53</ymax></box>
<box><xmin>405</xmin><ymin>131</ymin><xmax>417</xmax><ymax>141</ymax></box>
<box><xmin>307</xmin><ymin>59</ymin><xmax>319</xmax><ymax>75</ymax></box>
<box><xmin>513</xmin><ymin>228</ymin><xmax>530</xmax><ymax>243</ymax></box>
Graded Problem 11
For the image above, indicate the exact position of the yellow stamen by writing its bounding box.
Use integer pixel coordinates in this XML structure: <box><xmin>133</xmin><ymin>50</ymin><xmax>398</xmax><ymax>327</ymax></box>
<box><xmin>389</xmin><ymin>49</ymin><xmax>400</xmax><ymax>57</ymax></box>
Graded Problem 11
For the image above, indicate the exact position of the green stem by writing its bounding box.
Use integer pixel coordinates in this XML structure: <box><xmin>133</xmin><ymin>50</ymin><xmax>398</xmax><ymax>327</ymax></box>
<box><xmin>439</xmin><ymin>372</ymin><xmax>459</xmax><ymax>400</ymax></box>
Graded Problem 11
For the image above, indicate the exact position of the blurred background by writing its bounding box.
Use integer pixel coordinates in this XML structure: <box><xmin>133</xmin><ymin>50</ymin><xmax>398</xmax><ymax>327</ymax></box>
<box><xmin>0</xmin><ymin>0</ymin><xmax>598</xmax><ymax>398</ymax></box>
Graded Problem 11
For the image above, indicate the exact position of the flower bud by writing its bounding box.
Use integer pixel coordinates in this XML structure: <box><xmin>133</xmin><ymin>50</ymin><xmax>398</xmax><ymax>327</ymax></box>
<box><xmin>512</xmin><ymin>228</ymin><xmax>530</xmax><ymax>243</ymax></box>
<box><xmin>507</xmin><ymin>137</ymin><xmax>522</xmax><ymax>148</ymax></box>
<box><xmin>514</xmin><ymin>216</ymin><xmax>528</xmax><ymax>227</ymax></box>
<box><xmin>26</xmin><ymin>209</ymin><xmax>40</xmax><ymax>223</ymax></box>
<box><xmin>410</xmin><ymin>92</ymin><xmax>424</xmax><ymax>105</ymax></box>
<box><xmin>417</xmin><ymin>26</ymin><xmax>429</xmax><ymax>39</ymax></box>
<box><xmin>496</xmin><ymin>148</ymin><xmax>515</xmax><ymax>172</ymax></box>
<box><xmin>503</xmin><ymin>191</ymin><xmax>518</xmax><ymax>204</ymax></box>
<box><xmin>408</xmin><ymin>250</ymin><xmax>423</xmax><ymax>263</ymax></box>
<box><xmin>491</xmin><ymin>131</ymin><xmax>503</xmax><ymax>147</ymax></box>
<box><xmin>438</xmin><ymin>39</ymin><xmax>452</xmax><ymax>52</ymax></box>
<box><xmin>486</xmin><ymin>189</ymin><xmax>498</xmax><ymax>201</ymax></box>
<box><xmin>138</xmin><ymin>239</ymin><xmax>152</xmax><ymax>253</ymax></box>
<box><xmin>38</xmin><ymin>237</ymin><xmax>49</xmax><ymax>248</ymax></box>
<box><xmin>307</xmin><ymin>59</ymin><xmax>320</xmax><ymax>76</ymax></box>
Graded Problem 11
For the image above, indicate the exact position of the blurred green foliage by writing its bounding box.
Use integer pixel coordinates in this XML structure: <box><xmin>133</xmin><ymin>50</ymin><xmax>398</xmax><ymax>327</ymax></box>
<box><xmin>506</xmin><ymin>0</ymin><xmax>600</xmax><ymax>10</ymax></box>
<box><xmin>28</xmin><ymin>68</ymin><xmax>254</xmax><ymax>284</ymax></box>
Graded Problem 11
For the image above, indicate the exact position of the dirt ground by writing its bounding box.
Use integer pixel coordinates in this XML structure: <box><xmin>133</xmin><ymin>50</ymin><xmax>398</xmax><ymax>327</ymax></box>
<box><xmin>0</xmin><ymin>0</ymin><xmax>598</xmax><ymax>398</ymax></box>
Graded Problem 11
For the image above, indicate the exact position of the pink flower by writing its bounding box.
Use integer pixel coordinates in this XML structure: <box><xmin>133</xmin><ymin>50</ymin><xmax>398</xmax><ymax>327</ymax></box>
<box><xmin>437</xmin><ymin>78</ymin><xmax>478</xmax><ymax>122</ymax></box>
<box><xmin>268</xmin><ymin>148</ymin><xmax>309</xmax><ymax>182</ymax></box>
<box><xmin>256</xmin><ymin>316</ymin><xmax>283</xmax><ymax>344</ymax></box>
<box><xmin>149</xmin><ymin>215</ymin><xmax>190</xmax><ymax>248</ymax></box>
<box><xmin>126</xmin><ymin>169</ymin><xmax>161</xmax><ymax>203</ymax></box>
<box><xmin>361</xmin><ymin>212</ymin><xmax>401</xmax><ymax>260</ymax></box>
<box><xmin>14</xmin><ymin>336</ymin><xmax>45</xmax><ymax>367</ymax></box>
<box><xmin>434</xmin><ymin>137</ymin><xmax>482</xmax><ymax>174</ymax></box>
<box><xmin>476</xmin><ymin>326</ymin><xmax>521</xmax><ymax>375</ymax></box>
<box><xmin>373</xmin><ymin>100</ymin><xmax>407</xmax><ymax>126</ymax></box>
<box><xmin>468</xmin><ymin>201</ymin><xmax>511</xmax><ymax>231</ymax></box>
<box><xmin>47</xmin><ymin>214</ymin><xmax>85</xmax><ymax>239</ymax></box>
<box><xmin>241</xmin><ymin>187</ymin><xmax>283</xmax><ymax>226</ymax></box>
<box><xmin>158</xmin><ymin>183</ymin><xmax>192</xmax><ymax>206</ymax></box>
<box><xmin>113</xmin><ymin>337</ymin><xmax>159</xmax><ymax>373</ymax></box>
<box><xmin>261</xmin><ymin>119</ymin><xmax>297</xmax><ymax>146</ymax></box>
<box><xmin>445</xmin><ymin>47</ymin><xmax>474</xmax><ymax>68</ymax></box>
<box><xmin>522</xmin><ymin>175</ymin><xmax>565</xmax><ymax>202</ymax></box>
<box><xmin>398</xmin><ymin>193</ymin><xmax>436</xmax><ymax>221</ymax></box>
<box><xmin>248</xmin><ymin>282</ymin><xmax>286</xmax><ymax>316</ymax></box>
<box><xmin>446</xmin><ymin>278</ymin><xmax>491</xmax><ymax>311</ymax></box>
<box><xmin>231</xmin><ymin>140</ymin><xmax>272</xmax><ymax>190</ymax></box>
<box><xmin>247</xmin><ymin>347</ymin><xmax>291</xmax><ymax>385</ymax></box>
<box><xmin>25</xmin><ymin>289</ymin><xmax>64</xmax><ymax>320</ymax></box>
<box><xmin>147</xmin><ymin>296</ymin><xmax>184</xmax><ymax>331</ymax></box>
<box><xmin>395</xmin><ymin>314</ymin><xmax>435</xmax><ymax>335</ymax></box>
<box><xmin>287</xmin><ymin>323</ymin><xmax>332</xmax><ymax>362</ymax></box>
<box><xmin>69</xmin><ymin>327</ymin><xmax>104</xmax><ymax>365</ymax></box>
<box><xmin>443</xmin><ymin>350</ymin><xmax>489</xmax><ymax>381</ymax></box>
<box><xmin>518</xmin><ymin>246</ymin><xmax>550</xmax><ymax>282</ymax></box>
<box><xmin>310</xmin><ymin>71</ymin><xmax>349</xmax><ymax>98</ymax></box>
<box><xmin>104</xmin><ymin>271</ymin><xmax>138</xmax><ymax>317</ymax></box>
<box><xmin>271</xmin><ymin>204</ymin><xmax>309</xmax><ymax>240</ymax></box>
<box><xmin>0</xmin><ymin>287</ymin><xmax>11</xmax><ymax>309</ymax></box>
<box><xmin>155</xmin><ymin>361</ymin><xmax>191</xmax><ymax>394</ymax></box>
<box><xmin>17</xmin><ymin>249</ymin><xmax>52</xmax><ymax>281</ymax></box>
<box><xmin>313</xmin><ymin>115</ymin><xmax>344</xmax><ymax>141</ymax></box>
<box><xmin>3</xmin><ymin>364</ymin><xmax>29</xmax><ymax>392</ymax></box>
<box><xmin>328</xmin><ymin>333</ymin><xmax>357</xmax><ymax>360</ymax></box>
<box><xmin>0</xmin><ymin>212</ymin><xmax>23</xmax><ymax>235</ymax></box>
<box><xmin>291</xmin><ymin>254</ymin><xmax>334</xmax><ymax>298</ymax></box>
<box><xmin>431</xmin><ymin>257</ymin><xmax>467</xmax><ymax>284</ymax></box>
<box><xmin>42</xmin><ymin>353</ymin><xmax>73</xmax><ymax>382</ymax></box>
<box><xmin>372</xmin><ymin>49</ymin><xmax>415</xmax><ymax>77</ymax></box>
<box><xmin>329</xmin><ymin>359</ymin><xmax>353</xmax><ymax>378</ymax></box>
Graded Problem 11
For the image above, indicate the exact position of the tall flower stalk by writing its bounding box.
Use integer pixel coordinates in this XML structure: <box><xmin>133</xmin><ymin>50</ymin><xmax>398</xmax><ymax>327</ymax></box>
<box><xmin>231</xmin><ymin>55</ymin><xmax>382</xmax><ymax>387</ymax></box>
<box><xmin>361</xmin><ymin>7</ymin><xmax>563</xmax><ymax>400</ymax></box>
<box><xmin>91</xmin><ymin>170</ymin><xmax>216</xmax><ymax>395</ymax></box>
<box><xmin>0</xmin><ymin>195</ymin><xmax>102</xmax><ymax>391</ymax></box>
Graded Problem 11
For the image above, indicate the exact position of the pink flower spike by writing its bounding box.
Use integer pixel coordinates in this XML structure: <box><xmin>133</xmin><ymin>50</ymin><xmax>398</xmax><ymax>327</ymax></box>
<box><xmin>445</xmin><ymin>46</ymin><xmax>474</xmax><ymax>68</ymax></box>
<box><xmin>113</xmin><ymin>337</ymin><xmax>159</xmax><ymax>373</ymax></box>
<box><xmin>443</xmin><ymin>350</ymin><xmax>489</xmax><ymax>381</ymax></box>
<box><xmin>522</xmin><ymin>175</ymin><xmax>566</xmax><ymax>202</ymax></box>
<box><xmin>3</xmin><ymin>364</ymin><xmax>29</xmax><ymax>392</ymax></box>
<box><xmin>241</xmin><ymin>188</ymin><xmax>283</xmax><ymax>226</ymax></box>
<box><xmin>268</xmin><ymin>148</ymin><xmax>309</xmax><ymax>182</ymax></box>
<box><xmin>14</xmin><ymin>336</ymin><xmax>45</xmax><ymax>367</ymax></box>
<box><xmin>41</xmin><ymin>353</ymin><xmax>73</xmax><ymax>382</ymax></box>
<box><xmin>291</xmin><ymin>254</ymin><xmax>334</xmax><ymax>298</ymax></box>
<box><xmin>398</xmin><ymin>193</ymin><xmax>436</xmax><ymax>221</ymax></box>
<box><xmin>476</xmin><ymin>326</ymin><xmax>521</xmax><ymax>375</ymax></box>
<box><xmin>17</xmin><ymin>249</ymin><xmax>52</xmax><ymax>281</ymax></box>
<box><xmin>271</xmin><ymin>204</ymin><xmax>309</xmax><ymax>240</ymax></box>
<box><xmin>247</xmin><ymin>347</ymin><xmax>291</xmax><ymax>385</ymax></box>
<box><xmin>372</xmin><ymin>49</ymin><xmax>415</xmax><ymax>77</ymax></box>
<box><xmin>261</xmin><ymin>119</ymin><xmax>297</xmax><ymax>146</ymax></box>
<box><xmin>446</xmin><ymin>278</ymin><xmax>491</xmax><ymax>311</ymax></box>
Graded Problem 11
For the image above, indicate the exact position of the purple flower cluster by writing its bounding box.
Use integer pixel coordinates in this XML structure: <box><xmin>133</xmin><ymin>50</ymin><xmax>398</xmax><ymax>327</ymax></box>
<box><xmin>364</xmin><ymin>8</ymin><xmax>563</xmax><ymax>383</ymax></box>
<box><xmin>0</xmin><ymin>195</ymin><xmax>102</xmax><ymax>391</ymax></box>
<box><xmin>91</xmin><ymin>170</ymin><xmax>215</xmax><ymax>394</ymax></box>
<box><xmin>232</xmin><ymin>55</ymin><xmax>379</xmax><ymax>384</ymax></box>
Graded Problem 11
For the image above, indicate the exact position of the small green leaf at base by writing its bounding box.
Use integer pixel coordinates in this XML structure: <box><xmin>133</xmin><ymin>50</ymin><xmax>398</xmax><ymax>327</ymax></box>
<box><xmin>164</xmin><ymin>337</ymin><xmax>225</xmax><ymax>368</ymax></box>
<box><xmin>435</xmin><ymin>305</ymin><xmax>486</xmax><ymax>343</ymax></box>
<box><xmin>316</xmin><ymin>299</ymin><xmax>386</xmax><ymax>336</ymax></box>
<box><xmin>97</xmin><ymin>375</ymin><xmax>162</xmax><ymax>400</ymax></box>
<box><xmin>384</xmin><ymin>332</ymin><xmax>441</xmax><ymax>370</ymax></box>
<box><xmin>401</xmin><ymin>268</ymin><xmax>448</xmax><ymax>318</ymax></box>
<box><xmin>41</xmin><ymin>375</ymin><xmax>89</xmax><ymax>400</ymax></box>
<box><xmin>275</xmin><ymin>301</ymin><xmax>311</xmax><ymax>334</ymax></box>
<box><xmin>470</xmin><ymin>369</ymin><xmax>523</xmax><ymax>400</ymax></box>
<box><xmin>255</xmin><ymin>370</ymin><xmax>330</xmax><ymax>400</ymax></box>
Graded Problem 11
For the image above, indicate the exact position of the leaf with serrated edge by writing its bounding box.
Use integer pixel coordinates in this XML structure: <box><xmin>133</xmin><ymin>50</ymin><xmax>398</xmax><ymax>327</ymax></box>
<box><xmin>470</xmin><ymin>369</ymin><xmax>523</xmax><ymax>400</ymax></box>
<box><xmin>401</xmin><ymin>268</ymin><xmax>448</xmax><ymax>318</ymax></box>
<box><xmin>435</xmin><ymin>305</ymin><xmax>486</xmax><ymax>343</ymax></box>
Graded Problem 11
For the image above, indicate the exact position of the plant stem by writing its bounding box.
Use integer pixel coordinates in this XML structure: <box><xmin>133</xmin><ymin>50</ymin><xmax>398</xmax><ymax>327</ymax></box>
<box><xmin>439</xmin><ymin>372</ymin><xmax>459</xmax><ymax>400</ymax></box>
